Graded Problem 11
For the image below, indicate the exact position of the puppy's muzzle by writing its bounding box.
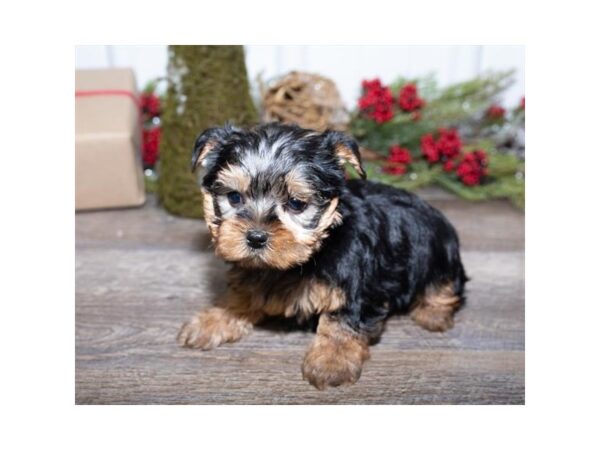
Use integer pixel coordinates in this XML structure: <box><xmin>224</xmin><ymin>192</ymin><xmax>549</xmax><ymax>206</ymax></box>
<box><xmin>246</xmin><ymin>230</ymin><xmax>268</xmax><ymax>249</ymax></box>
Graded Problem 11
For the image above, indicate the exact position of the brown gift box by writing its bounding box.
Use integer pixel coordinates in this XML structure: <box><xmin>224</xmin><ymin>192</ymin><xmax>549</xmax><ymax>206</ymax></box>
<box><xmin>75</xmin><ymin>68</ymin><xmax>145</xmax><ymax>211</ymax></box>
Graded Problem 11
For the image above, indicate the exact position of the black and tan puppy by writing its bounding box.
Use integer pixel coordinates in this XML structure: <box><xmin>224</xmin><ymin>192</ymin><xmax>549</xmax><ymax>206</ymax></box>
<box><xmin>177</xmin><ymin>123</ymin><xmax>467</xmax><ymax>389</ymax></box>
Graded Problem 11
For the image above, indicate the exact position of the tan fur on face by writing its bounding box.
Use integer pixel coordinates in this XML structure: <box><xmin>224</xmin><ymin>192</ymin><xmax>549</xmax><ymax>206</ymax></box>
<box><xmin>263</xmin><ymin>199</ymin><xmax>341</xmax><ymax>269</ymax></box>
<box><xmin>216</xmin><ymin>164</ymin><xmax>251</xmax><ymax>193</ymax></box>
<box><xmin>285</xmin><ymin>168</ymin><xmax>314</xmax><ymax>200</ymax></box>
<box><xmin>261</xmin><ymin>222</ymin><xmax>315</xmax><ymax>270</ymax></box>
<box><xmin>302</xmin><ymin>314</ymin><xmax>370</xmax><ymax>389</ymax></box>
<box><xmin>213</xmin><ymin>217</ymin><xmax>322</xmax><ymax>270</ymax></box>
<box><xmin>212</xmin><ymin>218</ymin><xmax>306</xmax><ymax>270</ymax></box>
<box><xmin>201</xmin><ymin>189</ymin><xmax>219</xmax><ymax>240</ymax></box>
<box><xmin>214</xmin><ymin>218</ymin><xmax>252</xmax><ymax>263</ymax></box>
<box><xmin>410</xmin><ymin>282</ymin><xmax>461</xmax><ymax>332</ymax></box>
<box><xmin>313</xmin><ymin>198</ymin><xmax>343</xmax><ymax>240</ymax></box>
<box><xmin>211</xmin><ymin>197</ymin><xmax>342</xmax><ymax>270</ymax></box>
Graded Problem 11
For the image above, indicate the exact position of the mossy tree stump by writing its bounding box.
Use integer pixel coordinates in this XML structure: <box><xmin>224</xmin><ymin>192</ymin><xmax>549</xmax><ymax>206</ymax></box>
<box><xmin>159</xmin><ymin>45</ymin><xmax>258</xmax><ymax>218</ymax></box>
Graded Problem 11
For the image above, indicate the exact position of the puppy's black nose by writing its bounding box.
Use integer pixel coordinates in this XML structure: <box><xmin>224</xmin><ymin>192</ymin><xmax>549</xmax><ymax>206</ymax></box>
<box><xmin>246</xmin><ymin>230</ymin><xmax>268</xmax><ymax>249</ymax></box>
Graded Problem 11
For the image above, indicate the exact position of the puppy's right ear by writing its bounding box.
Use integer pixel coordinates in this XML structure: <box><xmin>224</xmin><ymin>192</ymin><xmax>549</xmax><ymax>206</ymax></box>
<box><xmin>191</xmin><ymin>125</ymin><xmax>237</xmax><ymax>172</ymax></box>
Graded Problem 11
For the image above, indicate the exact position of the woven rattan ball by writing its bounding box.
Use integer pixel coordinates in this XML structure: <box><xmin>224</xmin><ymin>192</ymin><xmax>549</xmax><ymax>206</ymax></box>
<box><xmin>261</xmin><ymin>71</ymin><xmax>349</xmax><ymax>131</ymax></box>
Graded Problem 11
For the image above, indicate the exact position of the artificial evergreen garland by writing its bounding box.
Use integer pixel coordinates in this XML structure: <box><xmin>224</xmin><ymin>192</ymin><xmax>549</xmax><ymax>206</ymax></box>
<box><xmin>141</xmin><ymin>64</ymin><xmax>525</xmax><ymax>210</ymax></box>
<box><xmin>350</xmin><ymin>71</ymin><xmax>525</xmax><ymax>208</ymax></box>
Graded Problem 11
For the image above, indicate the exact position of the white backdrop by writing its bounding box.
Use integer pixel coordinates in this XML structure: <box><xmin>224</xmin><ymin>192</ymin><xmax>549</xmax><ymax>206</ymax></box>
<box><xmin>75</xmin><ymin>45</ymin><xmax>525</xmax><ymax>108</ymax></box>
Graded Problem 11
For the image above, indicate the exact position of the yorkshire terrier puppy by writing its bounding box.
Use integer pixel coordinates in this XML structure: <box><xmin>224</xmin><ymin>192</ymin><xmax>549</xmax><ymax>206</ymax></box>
<box><xmin>177</xmin><ymin>123</ymin><xmax>467</xmax><ymax>389</ymax></box>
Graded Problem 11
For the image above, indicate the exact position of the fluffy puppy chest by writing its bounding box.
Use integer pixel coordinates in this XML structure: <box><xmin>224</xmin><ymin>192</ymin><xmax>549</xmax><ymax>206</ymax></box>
<box><xmin>227</xmin><ymin>268</ymin><xmax>345</xmax><ymax>321</ymax></box>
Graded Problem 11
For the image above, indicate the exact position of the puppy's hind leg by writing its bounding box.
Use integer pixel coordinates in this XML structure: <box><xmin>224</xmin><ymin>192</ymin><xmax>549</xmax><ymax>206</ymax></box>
<box><xmin>410</xmin><ymin>282</ymin><xmax>462</xmax><ymax>332</ymax></box>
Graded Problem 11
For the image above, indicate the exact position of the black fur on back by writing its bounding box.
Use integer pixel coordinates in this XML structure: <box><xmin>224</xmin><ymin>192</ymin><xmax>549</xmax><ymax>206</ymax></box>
<box><xmin>305</xmin><ymin>179</ymin><xmax>467</xmax><ymax>334</ymax></box>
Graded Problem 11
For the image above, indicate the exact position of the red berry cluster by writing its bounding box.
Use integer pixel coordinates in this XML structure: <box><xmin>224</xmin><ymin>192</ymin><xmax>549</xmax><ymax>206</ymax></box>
<box><xmin>519</xmin><ymin>96</ymin><xmax>525</xmax><ymax>110</ymax></box>
<box><xmin>383</xmin><ymin>145</ymin><xmax>412</xmax><ymax>175</ymax></box>
<box><xmin>142</xmin><ymin>127</ymin><xmax>161</xmax><ymax>166</ymax></box>
<box><xmin>420</xmin><ymin>128</ymin><xmax>462</xmax><ymax>163</ymax></box>
<box><xmin>486</xmin><ymin>104</ymin><xmax>506</xmax><ymax>120</ymax></box>
<box><xmin>140</xmin><ymin>92</ymin><xmax>162</xmax><ymax>168</ymax></box>
<box><xmin>141</xmin><ymin>92</ymin><xmax>161</xmax><ymax>118</ymax></box>
<box><xmin>420</xmin><ymin>128</ymin><xmax>488</xmax><ymax>185</ymax></box>
<box><xmin>398</xmin><ymin>83</ymin><xmax>425</xmax><ymax>112</ymax></box>
<box><xmin>455</xmin><ymin>150</ymin><xmax>488</xmax><ymax>186</ymax></box>
<box><xmin>359</xmin><ymin>79</ymin><xmax>425</xmax><ymax>123</ymax></box>
<box><xmin>358</xmin><ymin>79</ymin><xmax>394</xmax><ymax>123</ymax></box>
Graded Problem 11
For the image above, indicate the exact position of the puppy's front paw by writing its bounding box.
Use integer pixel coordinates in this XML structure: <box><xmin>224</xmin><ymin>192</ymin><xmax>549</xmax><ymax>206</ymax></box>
<box><xmin>177</xmin><ymin>307</ymin><xmax>252</xmax><ymax>350</ymax></box>
<box><xmin>301</xmin><ymin>324</ymin><xmax>370</xmax><ymax>390</ymax></box>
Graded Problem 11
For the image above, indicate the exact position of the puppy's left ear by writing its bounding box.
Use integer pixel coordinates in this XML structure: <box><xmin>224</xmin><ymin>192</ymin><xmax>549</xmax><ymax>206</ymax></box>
<box><xmin>322</xmin><ymin>130</ymin><xmax>366</xmax><ymax>179</ymax></box>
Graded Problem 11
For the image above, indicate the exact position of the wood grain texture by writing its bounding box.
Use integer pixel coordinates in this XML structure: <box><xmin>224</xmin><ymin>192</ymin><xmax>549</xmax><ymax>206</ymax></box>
<box><xmin>76</xmin><ymin>192</ymin><xmax>524</xmax><ymax>404</ymax></box>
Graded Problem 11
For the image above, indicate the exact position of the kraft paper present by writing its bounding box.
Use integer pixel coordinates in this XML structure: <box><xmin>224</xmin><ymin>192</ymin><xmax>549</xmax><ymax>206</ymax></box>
<box><xmin>75</xmin><ymin>68</ymin><xmax>145</xmax><ymax>210</ymax></box>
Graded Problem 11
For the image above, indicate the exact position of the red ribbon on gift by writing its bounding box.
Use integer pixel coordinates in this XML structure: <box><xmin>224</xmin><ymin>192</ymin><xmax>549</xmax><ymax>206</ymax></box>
<box><xmin>75</xmin><ymin>89</ymin><xmax>140</xmax><ymax>107</ymax></box>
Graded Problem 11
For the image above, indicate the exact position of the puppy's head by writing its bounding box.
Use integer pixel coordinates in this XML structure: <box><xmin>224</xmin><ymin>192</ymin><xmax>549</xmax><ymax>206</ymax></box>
<box><xmin>192</xmin><ymin>123</ymin><xmax>364</xmax><ymax>270</ymax></box>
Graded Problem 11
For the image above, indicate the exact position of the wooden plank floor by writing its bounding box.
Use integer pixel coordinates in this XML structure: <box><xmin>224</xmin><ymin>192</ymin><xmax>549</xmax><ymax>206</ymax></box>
<box><xmin>76</xmin><ymin>190</ymin><xmax>524</xmax><ymax>404</ymax></box>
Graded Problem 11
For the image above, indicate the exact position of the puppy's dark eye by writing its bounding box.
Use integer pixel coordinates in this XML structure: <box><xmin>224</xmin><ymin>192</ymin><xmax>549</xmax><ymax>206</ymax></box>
<box><xmin>227</xmin><ymin>191</ymin><xmax>243</xmax><ymax>206</ymax></box>
<box><xmin>286</xmin><ymin>197</ymin><xmax>307</xmax><ymax>213</ymax></box>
